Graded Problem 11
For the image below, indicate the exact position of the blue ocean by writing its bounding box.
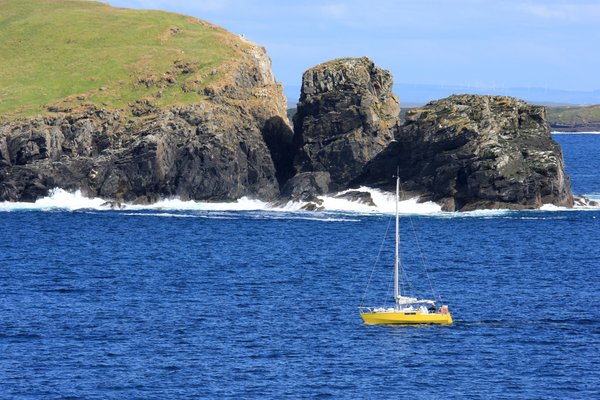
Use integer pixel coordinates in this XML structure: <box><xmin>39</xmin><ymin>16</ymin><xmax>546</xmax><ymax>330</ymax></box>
<box><xmin>1</xmin><ymin>134</ymin><xmax>599</xmax><ymax>399</ymax></box>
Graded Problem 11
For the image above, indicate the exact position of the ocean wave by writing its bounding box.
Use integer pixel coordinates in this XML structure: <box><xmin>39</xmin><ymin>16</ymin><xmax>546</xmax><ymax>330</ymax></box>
<box><xmin>0</xmin><ymin>187</ymin><xmax>441</xmax><ymax>215</ymax></box>
<box><xmin>0</xmin><ymin>189</ymin><xmax>107</xmax><ymax>212</ymax></box>
<box><xmin>1</xmin><ymin>187</ymin><xmax>599</xmax><ymax>216</ymax></box>
<box><xmin>120</xmin><ymin>212</ymin><xmax>234</xmax><ymax>219</ymax></box>
<box><xmin>541</xmin><ymin>196</ymin><xmax>600</xmax><ymax>211</ymax></box>
<box><xmin>288</xmin><ymin>186</ymin><xmax>442</xmax><ymax>215</ymax></box>
<box><xmin>119</xmin><ymin>211</ymin><xmax>359</xmax><ymax>222</ymax></box>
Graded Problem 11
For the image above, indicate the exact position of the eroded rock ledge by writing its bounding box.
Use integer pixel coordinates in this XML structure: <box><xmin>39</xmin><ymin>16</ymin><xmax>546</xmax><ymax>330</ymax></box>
<box><xmin>357</xmin><ymin>95</ymin><xmax>574</xmax><ymax>211</ymax></box>
<box><xmin>289</xmin><ymin>57</ymin><xmax>399</xmax><ymax>195</ymax></box>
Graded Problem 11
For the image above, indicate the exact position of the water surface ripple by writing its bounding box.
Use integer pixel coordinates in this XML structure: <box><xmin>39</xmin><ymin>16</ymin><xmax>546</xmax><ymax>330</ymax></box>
<box><xmin>0</xmin><ymin>134</ymin><xmax>599</xmax><ymax>399</ymax></box>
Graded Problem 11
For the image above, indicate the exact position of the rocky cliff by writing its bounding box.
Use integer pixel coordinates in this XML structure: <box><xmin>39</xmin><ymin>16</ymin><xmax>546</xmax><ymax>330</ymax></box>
<box><xmin>0</xmin><ymin>2</ymin><xmax>578</xmax><ymax>211</ymax></box>
<box><xmin>358</xmin><ymin>95</ymin><xmax>574</xmax><ymax>211</ymax></box>
<box><xmin>288</xmin><ymin>57</ymin><xmax>399</xmax><ymax>195</ymax></box>
<box><xmin>0</xmin><ymin>1</ymin><xmax>293</xmax><ymax>203</ymax></box>
<box><xmin>0</xmin><ymin>103</ymin><xmax>290</xmax><ymax>204</ymax></box>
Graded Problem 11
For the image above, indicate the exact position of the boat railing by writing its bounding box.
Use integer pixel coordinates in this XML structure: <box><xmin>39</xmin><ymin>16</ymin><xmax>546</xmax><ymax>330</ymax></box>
<box><xmin>359</xmin><ymin>305</ymin><xmax>435</xmax><ymax>314</ymax></box>
<box><xmin>358</xmin><ymin>306</ymin><xmax>397</xmax><ymax>314</ymax></box>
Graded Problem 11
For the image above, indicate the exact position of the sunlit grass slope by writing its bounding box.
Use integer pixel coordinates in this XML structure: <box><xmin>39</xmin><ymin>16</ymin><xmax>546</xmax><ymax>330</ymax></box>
<box><xmin>546</xmin><ymin>105</ymin><xmax>600</xmax><ymax>126</ymax></box>
<box><xmin>0</xmin><ymin>0</ymin><xmax>243</xmax><ymax>117</ymax></box>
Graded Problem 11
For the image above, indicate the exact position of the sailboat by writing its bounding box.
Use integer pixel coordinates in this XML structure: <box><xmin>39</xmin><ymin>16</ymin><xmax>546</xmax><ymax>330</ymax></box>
<box><xmin>359</xmin><ymin>174</ymin><xmax>453</xmax><ymax>325</ymax></box>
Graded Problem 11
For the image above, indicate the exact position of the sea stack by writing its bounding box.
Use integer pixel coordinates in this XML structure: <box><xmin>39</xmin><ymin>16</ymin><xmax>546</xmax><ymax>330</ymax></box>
<box><xmin>286</xmin><ymin>57</ymin><xmax>400</xmax><ymax>197</ymax></box>
<box><xmin>358</xmin><ymin>94</ymin><xmax>574</xmax><ymax>211</ymax></box>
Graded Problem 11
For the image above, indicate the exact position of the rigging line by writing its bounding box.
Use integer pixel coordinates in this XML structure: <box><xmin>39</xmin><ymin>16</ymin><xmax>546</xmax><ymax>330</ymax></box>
<box><xmin>407</xmin><ymin>215</ymin><xmax>438</xmax><ymax>300</ymax></box>
<box><xmin>398</xmin><ymin>180</ymin><xmax>438</xmax><ymax>300</ymax></box>
<box><xmin>401</xmin><ymin>267</ymin><xmax>417</xmax><ymax>298</ymax></box>
<box><xmin>359</xmin><ymin>214</ymin><xmax>393</xmax><ymax>307</ymax></box>
<box><xmin>385</xmin><ymin>266</ymin><xmax>394</xmax><ymax>309</ymax></box>
<box><xmin>401</xmin><ymin>268</ymin><xmax>413</xmax><ymax>294</ymax></box>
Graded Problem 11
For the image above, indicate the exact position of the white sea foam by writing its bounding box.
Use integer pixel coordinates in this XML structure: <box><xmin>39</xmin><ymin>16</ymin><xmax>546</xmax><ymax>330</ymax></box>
<box><xmin>125</xmin><ymin>196</ymin><xmax>274</xmax><ymax>212</ymax></box>
<box><xmin>438</xmin><ymin>209</ymin><xmax>512</xmax><ymax>218</ymax></box>
<box><xmin>285</xmin><ymin>186</ymin><xmax>441</xmax><ymax>215</ymax></box>
<box><xmin>0</xmin><ymin>187</ymin><xmax>443</xmax><ymax>214</ymax></box>
<box><xmin>539</xmin><ymin>204</ymin><xmax>563</xmax><ymax>211</ymax></box>
<box><xmin>0</xmin><ymin>188</ymin><xmax>107</xmax><ymax>211</ymax></box>
<box><xmin>540</xmin><ymin>198</ymin><xmax>600</xmax><ymax>212</ymax></box>
<box><xmin>121</xmin><ymin>212</ymin><xmax>208</xmax><ymax>219</ymax></box>
<box><xmin>1</xmin><ymin>187</ymin><xmax>598</xmax><ymax>216</ymax></box>
<box><xmin>0</xmin><ymin>188</ymin><xmax>277</xmax><ymax>213</ymax></box>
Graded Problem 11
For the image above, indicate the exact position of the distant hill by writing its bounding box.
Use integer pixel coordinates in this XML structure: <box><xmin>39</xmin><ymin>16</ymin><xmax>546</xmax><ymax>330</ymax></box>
<box><xmin>394</xmin><ymin>84</ymin><xmax>600</xmax><ymax>106</ymax></box>
<box><xmin>285</xmin><ymin>83</ymin><xmax>600</xmax><ymax>107</ymax></box>
<box><xmin>0</xmin><ymin>0</ymin><xmax>247</xmax><ymax>118</ymax></box>
<box><xmin>546</xmin><ymin>105</ymin><xmax>600</xmax><ymax>132</ymax></box>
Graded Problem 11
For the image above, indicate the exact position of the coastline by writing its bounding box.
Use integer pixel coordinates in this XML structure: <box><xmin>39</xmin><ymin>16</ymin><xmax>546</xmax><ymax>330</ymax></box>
<box><xmin>1</xmin><ymin>187</ymin><xmax>597</xmax><ymax>215</ymax></box>
<box><xmin>551</xmin><ymin>131</ymin><xmax>600</xmax><ymax>134</ymax></box>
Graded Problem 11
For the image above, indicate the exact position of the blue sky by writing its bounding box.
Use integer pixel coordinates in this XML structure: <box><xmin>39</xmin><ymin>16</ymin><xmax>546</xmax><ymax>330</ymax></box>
<box><xmin>105</xmin><ymin>0</ymin><xmax>600</xmax><ymax>103</ymax></box>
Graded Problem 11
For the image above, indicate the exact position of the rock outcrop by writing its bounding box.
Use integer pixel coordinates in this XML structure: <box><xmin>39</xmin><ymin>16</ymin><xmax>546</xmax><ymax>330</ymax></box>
<box><xmin>0</xmin><ymin>4</ymin><xmax>579</xmax><ymax>214</ymax></box>
<box><xmin>0</xmin><ymin>42</ymin><xmax>293</xmax><ymax>203</ymax></box>
<box><xmin>358</xmin><ymin>95</ymin><xmax>574</xmax><ymax>211</ymax></box>
<box><xmin>280</xmin><ymin>171</ymin><xmax>331</xmax><ymax>200</ymax></box>
<box><xmin>289</xmin><ymin>57</ymin><xmax>399</xmax><ymax>196</ymax></box>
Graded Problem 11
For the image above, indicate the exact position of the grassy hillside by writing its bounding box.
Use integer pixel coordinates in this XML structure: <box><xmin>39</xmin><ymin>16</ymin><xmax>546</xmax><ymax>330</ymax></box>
<box><xmin>546</xmin><ymin>105</ymin><xmax>600</xmax><ymax>126</ymax></box>
<box><xmin>0</xmin><ymin>0</ymin><xmax>246</xmax><ymax>117</ymax></box>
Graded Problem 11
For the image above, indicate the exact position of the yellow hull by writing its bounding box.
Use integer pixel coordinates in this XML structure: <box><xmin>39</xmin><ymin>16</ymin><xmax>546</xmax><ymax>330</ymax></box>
<box><xmin>360</xmin><ymin>311</ymin><xmax>453</xmax><ymax>325</ymax></box>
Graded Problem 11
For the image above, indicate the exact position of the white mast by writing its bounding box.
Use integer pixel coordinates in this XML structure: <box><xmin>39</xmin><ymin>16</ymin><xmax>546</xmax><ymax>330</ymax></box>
<box><xmin>394</xmin><ymin>173</ymin><xmax>400</xmax><ymax>305</ymax></box>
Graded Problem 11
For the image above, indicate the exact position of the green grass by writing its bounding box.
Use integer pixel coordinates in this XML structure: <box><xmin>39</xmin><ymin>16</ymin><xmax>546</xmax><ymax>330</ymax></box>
<box><xmin>546</xmin><ymin>105</ymin><xmax>600</xmax><ymax>125</ymax></box>
<box><xmin>0</xmin><ymin>0</ymin><xmax>244</xmax><ymax>117</ymax></box>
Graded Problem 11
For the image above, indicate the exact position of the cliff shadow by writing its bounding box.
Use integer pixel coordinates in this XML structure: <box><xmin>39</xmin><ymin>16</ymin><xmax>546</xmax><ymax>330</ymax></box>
<box><xmin>261</xmin><ymin>116</ymin><xmax>296</xmax><ymax>190</ymax></box>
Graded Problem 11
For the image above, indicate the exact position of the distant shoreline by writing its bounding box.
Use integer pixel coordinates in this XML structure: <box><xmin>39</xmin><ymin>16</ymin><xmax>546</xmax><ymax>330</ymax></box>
<box><xmin>550</xmin><ymin>124</ymin><xmax>600</xmax><ymax>133</ymax></box>
<box><xmin>551</xmin><ymin>131</ymin><xmax>600</xmax><ymax>134</ymax></box>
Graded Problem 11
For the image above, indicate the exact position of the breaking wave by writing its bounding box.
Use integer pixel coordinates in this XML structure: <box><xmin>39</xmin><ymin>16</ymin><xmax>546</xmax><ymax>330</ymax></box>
<box><xmin>0</xmin><ymin>187</ymin><xmax>598</xmax><ymax>216</ymax></box>
<box><xmin>0</xmin><ymin>189</ymin><xmax>107</xmax><ymax>212</ymax></box>
<box><xmin>0</xmin><ymin>187</ymin><xmax>441</xmax><ymax>215</ymax></box>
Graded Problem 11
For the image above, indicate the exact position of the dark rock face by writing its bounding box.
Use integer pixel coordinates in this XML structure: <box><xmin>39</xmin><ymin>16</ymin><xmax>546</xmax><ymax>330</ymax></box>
<box><xmin>280</xmin><ymin>171</ymin><xmax>331</xmax><ymax>201</ymax></box>
<box><xmin>0</xmin><ymin>44</ymin><xmax>293</xmax><ymax>203</ymax></box>
<box><xmin>358</xmin><ymin>95</ymin><xmax>574</xmax><ymax>211</ymax></box>
<box><xmin>291</xmin><ymin>57</ymin><xmax>399</xmax><ymax>191</ymax></box>
<box><xmin>0</xmin><ymin>106</ymin><xmax>277</xmax><ymax>202</ymax></box>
